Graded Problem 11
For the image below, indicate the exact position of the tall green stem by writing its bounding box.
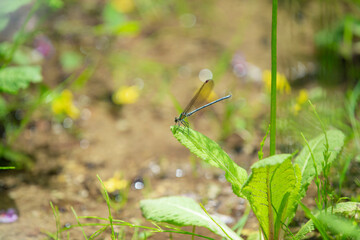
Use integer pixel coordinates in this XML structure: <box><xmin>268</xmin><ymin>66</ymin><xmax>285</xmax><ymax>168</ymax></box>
<box><xmin>270</xmin><ymin>0</ymin><xmax>278</xmax><ymax>156</ymax></box>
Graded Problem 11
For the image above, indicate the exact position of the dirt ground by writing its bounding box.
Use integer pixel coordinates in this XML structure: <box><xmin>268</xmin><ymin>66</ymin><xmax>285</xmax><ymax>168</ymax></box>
<box><xmin>0</xmin><ymin>0</ymin><xmax>321</xmax><ymax>239</ymax></box>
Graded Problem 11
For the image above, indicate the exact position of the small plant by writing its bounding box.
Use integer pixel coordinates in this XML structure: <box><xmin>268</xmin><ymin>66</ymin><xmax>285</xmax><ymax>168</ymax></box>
<box><xmin>0</xmin><ymin>0</ymin><xmax>44</xmax><ymax>168</ymax></box>
<box><xmin>137</xmin><ymin>123</ymin><xmax>351</xmax><ymax>239</ymax></box>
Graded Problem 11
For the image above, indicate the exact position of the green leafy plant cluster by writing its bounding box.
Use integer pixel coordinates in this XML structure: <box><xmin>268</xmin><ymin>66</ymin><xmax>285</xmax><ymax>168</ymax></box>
<box><xmin>0</xmin><ymin>63</ymin><xmax>42</xmax><ymax>169</ymax></box>
<box><xmin>0</xmin><ymin>0</ymin><xmax>62</xmax><ymax>168</ymax></box>
<box><xmin>137</xmin><ymin>125</ymin><xmax>356</xmax><ymax>240</ymax></box>
<box><xmin>316</xmin><ymin>15</ymin><xmax>360</xmax><ymax>85</ymax></box>
<box><xmin>57</xmin><ymin>125</ymin><xmax>353</xmax><ymax>239</ymax></box>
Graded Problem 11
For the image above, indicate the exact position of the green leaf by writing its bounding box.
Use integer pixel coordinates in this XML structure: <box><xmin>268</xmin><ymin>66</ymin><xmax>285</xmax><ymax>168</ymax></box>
<box><xmin>0</xmin><ymin>66</ymin><xmax>42</xmax><ymax>94</ymax></box>
<box><xmin>332</xmin><ymin>202</ymin><xmax>360</xmax><ymax>216</ymax></box>
<box><xmin>317</xmin><ymin>213</ymin><xmax>360</xmax><ymax>239</ymax></box>
<box><xmin>286</xmin><ymin>164</ymin><xmax>302</xmax><ymax>224</ymax></box>
<box><xmin>294</xmin><ymin>130</ymin><xmax>345</xmax><ymax>198</ymax></box>
<box><xmin>293</xmin><ymin>218</ymin><xmax>315</xmax><ymax>240</ymax></box>
<box><xmin>140</xmin><ymin>196</ymin><xmax>242</xmax><ymax>240</ymax></box>
<box><xmin>298</xmin><ymin>201</ymin><xmax>330</xmax><ymax>240</ymax></box>
<box><xmin>171</xmin><ymin>126</ymin><xmax>247</xmax><ymax>198</ymax></box>
<box><xmin>241</xmin><ymin>154</ymin><xmax>301</xmax><ymax>240</ymax></box>
<box><xmin>294</xmin><ymin>202</ymin><xmax>360</xmax><ymax>239</ymax></box>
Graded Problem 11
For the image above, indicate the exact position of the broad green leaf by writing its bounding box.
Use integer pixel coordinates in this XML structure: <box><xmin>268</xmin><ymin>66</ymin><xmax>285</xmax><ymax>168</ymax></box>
<box><xmin>285</xmin><ymin>164</ymin><xmax>302</xmax><ymax>224</ymax></box>
<box><xmin>241</xmin><ymin>154</ymin><xmax>300</xmax><ymax>240</ymax></box>
<box><xmin>0</xmin><ymin>66</ymin><xmax>42</xmax><ymax>94</ymax></box>
<box><xmin>294</xmin><ymin>202</ymin><xmax>360</xmax><ymax>239</ymax></box>
<box><xmin>140</xmin><ymin>196</ymin><xmax>242</xmax><ymax>240</ymax></box>
<box><xmin>332</xmin><ymin>202</ymin><xmax>360</xmax><ymax>216</ymax></box>
<box><xmin>294</xmin><ymin>129</ymin><xmax>345</xmax><ymax>197</ymax></box>
<box><xmin>171</xmin><ymin>126</ymin><xmax>247</xmax><ymax>198</ymax></box>
<box><xmin>293</xmin><ymin>218</ymin><xmax>315</xmax><ymax>240</ymax></box>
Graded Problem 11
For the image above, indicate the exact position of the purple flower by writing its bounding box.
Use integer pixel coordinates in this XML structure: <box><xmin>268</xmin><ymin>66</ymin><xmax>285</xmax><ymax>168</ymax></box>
<box><xmin>34</xmin><ymin>35</ymin><xmax>54</xmax><ymax>58</ymax></box>
<box><xmin>0</xmin><ymin>208</ymin><xmax>18</xmax><ymax>223</ymax></box>
<box><xmin>231</xmin><ymin>52</ymin><xmax>248</xmax><ymax>78</ymax></box>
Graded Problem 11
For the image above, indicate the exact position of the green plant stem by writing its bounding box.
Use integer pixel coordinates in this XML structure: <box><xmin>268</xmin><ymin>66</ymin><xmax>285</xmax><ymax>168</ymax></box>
<box><xmin>199</xmin><ymin>203</ymin><xmax>232</xmax><ymax>240</ymax></box>
<box><xmin>270</xmin><ymin>0</ymin><xmax>278</xmax><ymax>156</ymax></box>
<box><xmin>97</xmin><ymin>175</ymin><xmax>116</xmax><ymax>239</ymax></box>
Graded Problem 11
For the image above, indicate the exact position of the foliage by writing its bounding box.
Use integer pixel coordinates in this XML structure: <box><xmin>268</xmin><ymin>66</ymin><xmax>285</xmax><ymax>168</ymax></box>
<box><xmin>315</xmin><ymin>15</ymin><xmax>360</xmax><ymax>84</ymax></box>
<box><xmin>0</xmin><ymin>0</ymin><xmax>65</xmax><ymax>169</ymax></box>
<box><xmin>1</xmin><ymin>0</ymin><xmax>355</xmax><ymax>239</ymax></box>
<box><xmin>60</xmin><ymin>51</ymin><xmax>83</xmax><ymax>73</ymax></box>
<box><xmin>0</xmin><ymin>66</ymin><xmax>42</xmax><ymax>94</ymax></box>
<box><xmin>96</xmin><ymin>1</ymin><xmax>140</xmax><ymax>36</ymax></box>
<box><xmin>295</xmin><ymin>201</ymin><xmax>360</xmax><ymax>239</ymax></box>
<box><xmin>242</xmin><ymin>154</ymin><xmax>301</xmax><ymax>239</ymax></box>
<box><xmin>140</xmin><ymin>196</ymin><xmax>242</xmax><ymax>240</ymax></box>
<box><xmin>0</xmin><ymin>42</ymin><xmax>43</xmax><ymax>65</ymax></box>
<box><xmin>315</xmin><ymin>15</ymin><xmax>360</xmax><ymax>60</ymax></box>
<box><xmin>171</xmin><ymin>126</ymin><xmax>248</xmax><ymax>198</ymax></box>
<box><xmin>294</xmin><ymin>130</ymin><xmax>345</xmax><ymax>199</ymax></box>
<box><xmin>317</xmin><ymin>211</ymin><xmax>360</xmax><ymax>238</ymax></box>
<box><xmin>166</xmin><ymin>125</ymin><xmax>346</xmax><ymax>239</ymax></box>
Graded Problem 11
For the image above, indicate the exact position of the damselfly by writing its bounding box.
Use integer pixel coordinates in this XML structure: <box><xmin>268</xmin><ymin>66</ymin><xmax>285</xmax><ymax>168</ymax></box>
<box><xmin>174</xmin><ymin>79</ymin><xmax>231</xmax><ymax>127</ymax></box>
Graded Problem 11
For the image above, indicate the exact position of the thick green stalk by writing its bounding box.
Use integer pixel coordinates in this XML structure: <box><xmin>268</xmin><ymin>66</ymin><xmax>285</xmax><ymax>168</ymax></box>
<box><xmin>270</xmin><ymin>0</ymin><xmax>278</xmax><ymax>156</ymax></box>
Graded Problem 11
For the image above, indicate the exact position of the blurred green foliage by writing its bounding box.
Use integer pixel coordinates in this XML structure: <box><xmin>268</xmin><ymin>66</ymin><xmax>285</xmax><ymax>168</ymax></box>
<box><xmin>0</xmin><ymin>0</ymin><xmax>64</xmax><ymax>169</ymax></box>
<box><xmin>60</xmin><ymin>51</ymin><xmax>83</xmax><ymax>73</ymax></box>
<box><xmin>316</xmin><ymin>15</ymin><xmax>360</xmax><ymax>85</ymax></box>
<box><xmin>94</xmin><ymin>1</ymin><xmax>140</xmax><ymax>36</ymax></box>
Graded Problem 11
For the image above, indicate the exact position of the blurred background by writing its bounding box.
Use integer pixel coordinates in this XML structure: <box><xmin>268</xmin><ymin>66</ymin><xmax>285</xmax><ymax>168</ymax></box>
<box><xmin>0</xmin><ymin>0</ymin><xmax>359</xmax><ymax>239</ymax></box>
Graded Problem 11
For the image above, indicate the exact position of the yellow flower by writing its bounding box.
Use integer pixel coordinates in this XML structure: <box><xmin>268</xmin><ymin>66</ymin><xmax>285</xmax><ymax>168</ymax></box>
<box><xmin>293</xmin><ymin>103</ymin><xmax>301</xmax><ymax>115</ymax></box>
<box><xmin>112</xmin><ymin>85</ymin><xmax>140</xmax><ymax>105</ymax></box>
<box><xmin>111</xmin><ymin>0</ymin><xmax>135</xmax><ymax>13</ymax></box>
<box><xmin>103</xmin><ymin>173</ymin><xmax>128</xmax><ymax>192</ymax></box>
<box><xmin>292</xmin><ymin>89</ymin><xmax>309</xmax><ymax>115</ymax></box>
<box><xmin>296</xmin><ymin>89</ymin><xmax>308</xmax><ymax>105</ymax></box>
<box><xmin>262</xmin><ymin>70</ymin><xmax>291</xmax><ymax>94</ymax></box>
<box><xmin>51</xmin><ymin>89</ymin><xmax>80</xmax><ymax>119</ymax></box>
